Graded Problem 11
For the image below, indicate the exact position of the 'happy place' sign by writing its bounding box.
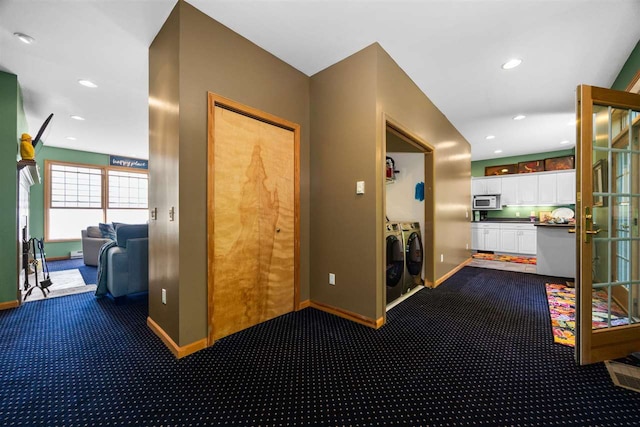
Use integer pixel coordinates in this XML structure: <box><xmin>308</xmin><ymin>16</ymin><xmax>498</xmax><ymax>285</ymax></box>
<box><xmin>110</xmin><ymin>155</ymin><xmax>148</xmax><ymax>170</ymax></box>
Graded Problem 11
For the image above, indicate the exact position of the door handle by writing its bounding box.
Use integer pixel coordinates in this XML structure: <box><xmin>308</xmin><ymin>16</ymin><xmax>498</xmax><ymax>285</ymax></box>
<box><xmin>568</xmin><ymin>228</ymin><xmax>576</xmax><ymax>233</ymax></box>
<box><xmin>585</xmin><ymin>229</ymin><xmax>601</xmax><ymax>235</ymax></box>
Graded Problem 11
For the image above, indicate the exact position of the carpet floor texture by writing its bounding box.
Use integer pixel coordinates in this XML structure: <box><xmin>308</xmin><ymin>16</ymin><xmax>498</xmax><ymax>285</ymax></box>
<box><xmin>1</xmin><ymin>267</ymin><xmax>639</xmax><ymax>426</ymax></box>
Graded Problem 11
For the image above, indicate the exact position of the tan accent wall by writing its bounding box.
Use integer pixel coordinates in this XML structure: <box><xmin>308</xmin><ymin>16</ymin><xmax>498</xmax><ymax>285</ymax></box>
<box><xmin>376</xmin><ymin>45</ymin><xmax>472</xmax><ymax>312</ymax></box>
<box><xmin>148</xmin><ymin>4</ymin><xmax>181</xmax><ymax>340</ymax></box>
<box><xmin>309</xmin><ymin>46</ymin><xmax>379</xmax><ymax>319</ymax></box>
<box><xmin>149</xmin><ymin>1</ymin><xmax>310</xmax><ymax>346</ymax></box>
<box><xmin>310</xmin><ymin>44</ymin><xmax>471</xmax><ymax>321</ymax></box>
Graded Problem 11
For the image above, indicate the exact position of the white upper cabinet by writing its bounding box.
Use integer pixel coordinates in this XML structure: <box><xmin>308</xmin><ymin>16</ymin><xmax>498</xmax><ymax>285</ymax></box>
<box><xmin>537</xmin><ymin>173</ymin><xmax>557</xmax><ymax>205</ymax></box>
<box><xmin>556</xmin><ymin>170</ymin><xmax>576</xmax><ymax>204</ymax></box>
<box><xmin>500</xmin><ymin>175</ymin><xmax>517</xmax><ymax>206</ymax></box>
<box><xmin>517</xmin><ymin>174</ymin><xmax>538</xmax><ymax>205</ymax></box>
<box><xmin>472</xmin><ymin>170</ymin><xmax>575</xmax><ymax>207</ymax></box>
<box><xmin>537</xmin><ymin>170</ymin><xmax>576</xmax><ymax>205</ymax></box>
<box><xmin>471</xmin><ymin>176</ymin><xmax>502</xmax><ymax>195</ymax></box>
<box><xmin>500</xmin><ymin>174</ymin><xmax>537</xmax><ymax>206</ymax></box>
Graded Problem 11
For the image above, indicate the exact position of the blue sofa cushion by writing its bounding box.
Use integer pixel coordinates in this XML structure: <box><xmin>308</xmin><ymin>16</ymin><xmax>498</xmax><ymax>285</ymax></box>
<box><xmin>115</xmin><ymin>223</ymin><xmax>148</xmax><ymax>248</ymax></box>
<box><xmin>98</xmin><ymin>223</ymin><xmax>116</xmax><ymax>240</ymax></box>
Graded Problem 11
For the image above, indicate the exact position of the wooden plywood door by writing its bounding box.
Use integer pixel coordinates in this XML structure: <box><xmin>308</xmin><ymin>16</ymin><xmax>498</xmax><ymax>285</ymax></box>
<box><xmin>211</xmin><ymin>103</ymin><xmax>296</xmax><ymax>341</ymax></box>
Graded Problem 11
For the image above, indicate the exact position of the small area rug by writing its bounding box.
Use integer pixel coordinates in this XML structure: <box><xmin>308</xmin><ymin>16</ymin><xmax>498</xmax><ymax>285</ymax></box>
<box><xmin>21</xmin><ymin>269</ymin><xmax>97</xmax><ymax>302</ymax></box>
<box><xmin>47</xmin><ymin>258</ymin><xmax>97</xmax><ymax>285</ymax></box>
<box><xmin>545</xmin><ymin>283</ymin><xmax>630</xmax><ymax>347</ymax></box>
<box><xmin>21</xmin><ymin>258</ymin><xmax>98</xmax><ymax>303</ymax></box>
<box><xmin>472</xmin><ymin>252</ymin><xmax>537</xmax><ymax>265</ymax></box>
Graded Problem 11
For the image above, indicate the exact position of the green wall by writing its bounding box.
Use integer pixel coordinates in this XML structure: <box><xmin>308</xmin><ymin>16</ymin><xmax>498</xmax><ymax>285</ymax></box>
<box><xmin>471</xmin><ymin>148</ymin><xmax>575</xmax><ymax>177</ymax></box>
<box><xmin>612</xmin><ymin>40</ymin><xmax>640</xmax><ymax>91</ymax></box>
<box><xmin>0</xmin><ymin>71</ymin><xmax>27</xmax><ymax>304</ymax></box>
<box><xmin>31</xmin><ymin>146</ymin><xmax>109</xmax><ymax>258</ymax></box>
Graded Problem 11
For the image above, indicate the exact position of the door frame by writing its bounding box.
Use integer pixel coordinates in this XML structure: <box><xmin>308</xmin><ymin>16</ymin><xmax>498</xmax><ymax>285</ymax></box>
<box><xmin>576</xmin><ymin>85</ymin><xmax>640</xmax><ymax>364</ymax></box>
<box><xmin>206</xmin><ymin>92</ymin><xmax>301</xmax><ymax>346</ymax></box>
<box><xmin>382</xmin><ymin>114</ymin><xmax>435</xmax><ymax>311</ymax></box>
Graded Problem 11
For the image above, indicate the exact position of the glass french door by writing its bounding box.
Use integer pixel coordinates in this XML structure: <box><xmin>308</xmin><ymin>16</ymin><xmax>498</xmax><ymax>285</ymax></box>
<box><xmin>576</xmin><ymin>85</ymin><xmax>640</xmax><ymax>364</ymax></box>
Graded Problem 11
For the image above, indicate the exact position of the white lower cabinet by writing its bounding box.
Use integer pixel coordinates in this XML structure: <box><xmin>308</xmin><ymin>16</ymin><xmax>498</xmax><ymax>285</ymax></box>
<box><xmin>471</xmin><ymin>223</ymin><xmax>500</xmax><ymax>251</ymax></box>
<box><xmin>472</xmin><ymin>222</ymin><xmax>536</xmax><ymax>255</ymax></box>
<box><xmin>517</xmin><ymin>228</ymin><xmax>537</xmax><ymax>255</ymax></box>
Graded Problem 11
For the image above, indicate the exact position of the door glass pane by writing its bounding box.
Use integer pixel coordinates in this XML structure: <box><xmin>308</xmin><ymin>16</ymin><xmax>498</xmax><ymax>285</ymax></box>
<box><xmin>591</xmin><ymin>106</ymin><xmax>640</xmax><ymax>328</ymax></box>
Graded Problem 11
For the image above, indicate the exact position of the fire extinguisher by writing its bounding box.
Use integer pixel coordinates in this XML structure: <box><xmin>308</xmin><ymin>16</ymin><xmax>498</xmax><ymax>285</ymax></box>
<box><xmin>386</xmin><ymin>156</ymin><xmax>399</xmax><ymax>180</ymax></box>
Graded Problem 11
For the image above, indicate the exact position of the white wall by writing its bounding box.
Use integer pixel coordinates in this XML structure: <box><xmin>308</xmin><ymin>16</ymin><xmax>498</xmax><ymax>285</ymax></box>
<box><xmin>385</xmin><ymin>152</ymin><xmax>425</xmax><ymax>278</ymax></box>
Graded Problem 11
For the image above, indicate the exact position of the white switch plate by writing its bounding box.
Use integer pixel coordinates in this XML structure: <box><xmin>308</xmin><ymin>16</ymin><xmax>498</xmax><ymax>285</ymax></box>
<box><xmin>356</xmin><ymin>181</ymin><xmax>365</xmax><ymax>195</ymax></box>
<box><xmin>329</xmin><ymin>273</ymin><xmax>336</xmax><ymax>285</ymax></box>
<box><xmin>162</xmin><ymin>288</ymin><xmax>167</xmax><ymax>304</ymax></box>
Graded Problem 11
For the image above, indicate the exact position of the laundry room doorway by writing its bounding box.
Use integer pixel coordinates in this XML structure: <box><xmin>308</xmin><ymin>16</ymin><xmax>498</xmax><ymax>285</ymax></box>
<box><xmin>384</xmin><ymin>119</ymin><xmax>435</xmax><ymax>300</ymax></box>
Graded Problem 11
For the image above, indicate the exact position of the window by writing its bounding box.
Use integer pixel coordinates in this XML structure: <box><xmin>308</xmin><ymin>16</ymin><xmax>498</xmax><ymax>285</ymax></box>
<box><xmin>107</xmin><ymin>169</ymin><xmax>149</xmax><ymax>224</ymax></box>
<box><xmin>45</xmin><ymin>160</ymin><xmax>148</xmax><ymax>241</ymax></box>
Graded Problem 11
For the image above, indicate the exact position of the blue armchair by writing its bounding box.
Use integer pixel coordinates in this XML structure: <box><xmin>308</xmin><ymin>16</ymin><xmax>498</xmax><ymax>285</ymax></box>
<box><xmin>104</xmin><ymin>224</ymin><xmax>149</xmax><ymax>299</ymax></box>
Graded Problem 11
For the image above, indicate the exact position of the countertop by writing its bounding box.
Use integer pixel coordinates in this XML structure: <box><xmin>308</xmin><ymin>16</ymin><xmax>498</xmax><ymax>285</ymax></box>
<box><xmin>472</xmin><ymin>218</ymin><xmax>534</xmax><ymax>223</ymax></box>
<box><xmin>473</xmin><ymin>218</ymin><xmax>574</xmax><ymax>227</ymax></box>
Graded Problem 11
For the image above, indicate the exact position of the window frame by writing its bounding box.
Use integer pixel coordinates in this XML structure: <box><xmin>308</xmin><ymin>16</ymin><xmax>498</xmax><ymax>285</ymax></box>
<box><xmin>44</xmin><ymin>159</ymin><xmax>148</xmax><ymax>242</ymax></box>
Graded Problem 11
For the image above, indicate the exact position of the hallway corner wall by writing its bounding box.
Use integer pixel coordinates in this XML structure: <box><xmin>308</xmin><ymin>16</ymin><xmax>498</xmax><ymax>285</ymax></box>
<box><xmin>149</xmin><ymin>1</ymin><xmax>311</xmax><ymax>347</ymax></box>
<box><xmin>309</xmin><ymin>45</ymin><xmax>379</xmax><ymax>320</ymax></box>
<box><xmin>375</xmin><ymin>45</ymin><xmax>471</xmax><ymax>310</ymax></box>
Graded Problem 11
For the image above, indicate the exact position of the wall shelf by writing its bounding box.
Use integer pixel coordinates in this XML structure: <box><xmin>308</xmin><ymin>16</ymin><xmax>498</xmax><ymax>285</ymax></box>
<box><xmin>17</xmin><ymin>159</ymin><xmax>41</xmax><ymax>185</ymax></box>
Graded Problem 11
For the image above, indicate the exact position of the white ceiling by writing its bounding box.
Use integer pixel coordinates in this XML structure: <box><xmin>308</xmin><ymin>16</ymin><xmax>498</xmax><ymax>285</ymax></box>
<box><xmin>1</xmin><ymin>0</ymin><xmax>639</xmax><ymax>161</ymax></box>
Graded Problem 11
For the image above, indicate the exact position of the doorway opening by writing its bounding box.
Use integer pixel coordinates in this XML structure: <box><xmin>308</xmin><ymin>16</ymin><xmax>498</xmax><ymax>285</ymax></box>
<box><xmin>383</xmin><ymin>118</ymin><xmax>434</xmax><ymax>309</ymax></box>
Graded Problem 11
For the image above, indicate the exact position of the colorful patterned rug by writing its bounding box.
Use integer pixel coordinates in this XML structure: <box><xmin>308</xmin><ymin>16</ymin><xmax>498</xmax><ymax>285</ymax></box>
<box><xmin>545</xmin><ymin>283</ymin><xmax>630</xmax><ymax>347</ymax></box>
<box><xmin>472</xmin><ymin>253</ymin><xmax>537</xmax><ymax>265</ymax></box>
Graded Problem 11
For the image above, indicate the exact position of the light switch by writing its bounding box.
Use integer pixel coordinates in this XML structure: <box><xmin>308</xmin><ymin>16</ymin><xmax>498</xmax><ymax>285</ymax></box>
<box><xmin>356</xmin><ymin>181</ymin><xmax>365</xmax><ymax>195</ymax></box>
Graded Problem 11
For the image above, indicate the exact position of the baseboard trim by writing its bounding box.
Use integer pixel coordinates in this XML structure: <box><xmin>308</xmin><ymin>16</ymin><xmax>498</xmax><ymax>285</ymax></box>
<box><xmin>298</xmin><ymin>299</ymin><xmax>311</xmax><ymax>310</ymax></box>
<box><xmin>48</xmin><ymin>256</ymin><xmax>70</xmax><ymax>261</ymax></box>
<box><xmin>0</xmin><ymin>300</ymin><xmax>19</xmax><ymax>311</ymax></box>
<box><xmin>434</xmin><ymin>258</ymin><xmax>473</xmax><ymax>288</ymax></box>
<box><xmin>309</xmin><ymin>300</ymin><xmax>383</xmax><ymax>329</ymax></box>
<box><xmin>147</xmin><ymin>316</ymin><xmax>208</xmax><ymax>359</ymax></box>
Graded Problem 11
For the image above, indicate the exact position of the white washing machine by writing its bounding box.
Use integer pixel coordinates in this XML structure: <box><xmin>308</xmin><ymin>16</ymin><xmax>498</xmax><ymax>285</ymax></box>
<box><xmin>385</xmin><ymin>222</ymin><xmax>405</xmax><ymax>304</ymax></box>
<box><xmin>400</xmin><ymin>222</ymin><xmax>423</xmax><ymax>294</ymax></box>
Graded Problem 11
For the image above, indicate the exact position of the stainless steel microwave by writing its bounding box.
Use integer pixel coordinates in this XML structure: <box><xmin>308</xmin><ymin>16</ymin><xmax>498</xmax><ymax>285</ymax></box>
<box><xmin>473</xmin><ymin>194</ymin><xmax>501</xmax><ymax>210</ymax></box>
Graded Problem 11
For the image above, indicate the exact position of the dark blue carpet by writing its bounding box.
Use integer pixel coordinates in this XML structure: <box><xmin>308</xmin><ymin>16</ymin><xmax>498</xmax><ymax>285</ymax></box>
<box><xmin>1</xmin><ymin>267</ymin><xmax>639</xmax><ymax>426</ymax></box>
<box><xmin>77</xmin><ymin>265</ymin><xmax>97</xmax><ymax>285</ymax></box>
<box><xmin>46</xmin><ymin>258</ymin><xmax>84</xmax><ymax>272</ymax></box>
<box><xmin>46</xmin><ymin>258</ymin><xmax>97</xmax><ymax>285</ymax></box>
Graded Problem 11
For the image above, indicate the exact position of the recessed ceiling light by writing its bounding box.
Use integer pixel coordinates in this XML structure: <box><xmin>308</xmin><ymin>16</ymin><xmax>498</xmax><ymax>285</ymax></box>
<box><xmin>494</xmin><ymin>149</ymin><xmax>503</xmax><ymax>154</ymax></box>
<box><xmin>70</xmin><ymin>115</ymin><xmax>85</xmax><ymax>121</ymax></box>
<box><xmin>78</xmin><ymin>79</ymin><xmax>98</xmax><ymax>88</ymax></box>
<box><xmin>66</xmin><ymin>136</ymin><xmax>77</xmax><ymax>141</ymax></box>
<box><xmin>13</xmin><ymin>32</ymin><xmax>35</xmax><ymax>44</ymax></box>
<box><xmin>485</xmin><ymin>135</ymin><xmax>496</xmax><ymax>140</ymax></box>
<box><xmin>560</xmin><ymin>140</ymin><xmax>570</xmax><ymax>145</ymax></box>
<box><xmin>513</xmin><ymin>115</ymin><xmax>526</xmax><ymax>120</ymax></box>
<box><xmin>501</xmin><ymin>58</ymin><xmax>522</xmax><ymax>70</ymax></box>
